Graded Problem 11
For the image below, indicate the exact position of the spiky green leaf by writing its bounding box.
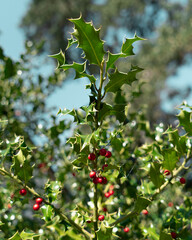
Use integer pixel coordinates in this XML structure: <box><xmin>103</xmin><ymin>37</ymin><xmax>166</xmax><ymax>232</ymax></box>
<box><xmin>177</xmin><ymin>109</ymin><xmax>192</xmax><ymax>136</ymax></box>
<box><xmin>134</xmin><ymin>196</ymin><xmax>151</xmax><ymax>213</ymax></box>
<box><xmin>96</xmin><ymin>223</ymin><xmax>113</xmax><ymax>240</ymax></box>
<box><xmin>105</xmin><ymin>65</ymin><xmax>143</xmax><ymax>93</ymax></box>
<box><xmin>69</xmin><ymin>16</ymin><xmax>105</xmax><ymax>66</ymax></box>
<box><xmin>162</xmin><ymin>149</ymin><xmax>178</xmax><ymax>172</ymax></box>
<box><xmin>60</xmin><ymin>61</ymin><xmax>86</xmax><ymax>73</ymax></box>
<box><xmin>149</xmin><ymin>162</ymin><xmax>165</xmax><ymax>188</ymax></box>
<box><xmin>49</xmin><ymin>49</ymin><xmax>65</xmax><ymax>68</ymax></box>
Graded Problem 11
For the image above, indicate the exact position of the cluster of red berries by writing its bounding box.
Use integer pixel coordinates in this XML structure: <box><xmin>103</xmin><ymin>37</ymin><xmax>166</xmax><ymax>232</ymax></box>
<box><xmin>88</xmin><ymin>148</ymin><xmax>112</xmax><ymax>161</ymax></box>
<box><xmin>89</xmin><ymin>171</ymin><xmax>108</xmax><ymax>184</ymax></box>
<box><xmin>88</xmin><ymin>148</ymin><xmax>112</xmax><ymax>185</ymax></box>
<box><xmin>164</xmin><ymin>169</ymin><xmax>186</xmax><ymax>184</ymax></box>
<box><xmin>19</xmin><ymin>188</ymin><xmax>43</xmax><ymax>211</ymax></box>
<box><xmin>33</xmin><ymin>197</ymin><xmax>43</xmax><ymax>211</ymax></box>
<box><xmin>104</xmin><ymin>189</ymin><xmax>114</xmax><ymax>198</ymax></box>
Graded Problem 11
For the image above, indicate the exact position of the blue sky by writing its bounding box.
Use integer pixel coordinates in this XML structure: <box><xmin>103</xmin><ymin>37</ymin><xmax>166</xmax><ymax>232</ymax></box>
<box><xmin>0</xmin><ymin>0</ymin><xmax>89</xmax><ymax>113</ymax></box>
<box><xmin>0</xmin><ymin>0</ymin><xmax>192</xmax><ymax>114</ymax></box>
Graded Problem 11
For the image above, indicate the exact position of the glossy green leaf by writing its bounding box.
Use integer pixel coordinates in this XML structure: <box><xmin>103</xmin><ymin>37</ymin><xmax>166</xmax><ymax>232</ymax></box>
<box><xmin>60</xmin><ymin>61</ymin><xmax>86</xmax><ymax>73</ymax></box>
<box><xmin>8</xmin><ymin>232</ymin><xmax>21</xmax><ymax>240</ymax></box>
<box><xmin>49</xmin><ymin>49</ymin><xmax>65</xmax><ymax>68</ymax></box>
<box><xmin>134</xmin><ymin>196</ymin><xmax>151</xmax><ymax>213</ymax></box>
<box><xmin>159</xmin><ymin>231</ymin><xmax>172</xmax><ymax>240</ymax></box>
<box><xmin>96</xmin><ymin>223</ymin><xmax>113</xmax><ymax>240</ymax></box>
<box><xmin>41</xmin><ymin>204</ymin><xmax>54</xmax><ymax>221</ymax></box>
<box><xmin>121</xmin><ymin>34</ymin><xmax>145</xmax><ymax>56</ymax></box>
<box><xmin>66</xmin><ymin>37</ymin><xmax>78</xmax><ymax>49</ymax></box>
<box><xmin>177</xmin><ymin>109</ymin><xmax>192</xmax><ymax>136</ymax></box>
<box><xmin>17</xmin><ymin>161</ymin><xmax>34</xmax><ymax>183</ymax></box>
<box><xmin>98</xmin><ymin>103</ymin><xmax>128</xmax><ymax>123</ymax></box>
<box><xmin>45</xmin><ymin>181</ymin><xmax>61</xmax><ymax>203</ymax></box>
<box><xmin>142</xmin><ymin>227</ymin><xmax>158</xmax><ymax>240</ymax></box>
<box><xmin>69</xmin><ymin>16</ymin><xmax>105</xmax><ymax>66</ymax></box>
<box><xmin>57</xmin><ymin>108</ymin><xmax>82</xmax><ymax>123</ymax></box>
<box><xmin>149</xmin><ymin>162</ymin><xmax>165</xmax><ymax>188</ymax></box>
<box><xmin>105</xmin><ymin>65</ymin><xmax>143</xmax><ymax>93</ymax></box>
<box><xmin>106</xmin><ymin>34</ymin><xmax>145</xmax><ymax>70</ymax></box>
<box><xmin>165</xmin><ymin>128</ymin><xmax>187</xmax><ymax>155</ymax></box>
<box><xmin>75</xmin><ymin>71</ymin><xmax>96</xmax><ymax>83</ymax></box>
<box><xmin>162</xmin><ymin>149</ymin><xmax>178</xmax><ymax>172</ymax></box>
<box><xmin>72</xmin><ymin>156</ymin><xmax>88</xmax><ymax>168</ymax></box>
<box><xmin>106</xmin><ymin>52</ymin><xmax>123</xmax><ymax>70</ymax></box>
<box><xmin>20</xmin><ymin>231</ymin><xmax>40</xmax><ymax>239</ymax></box>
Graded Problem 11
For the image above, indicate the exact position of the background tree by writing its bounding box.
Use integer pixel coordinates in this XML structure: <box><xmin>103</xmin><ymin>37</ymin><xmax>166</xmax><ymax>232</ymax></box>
<box><xmin>20</xmin><ymin>0</ymin><xmax>192</xmax><ymax>124</ymax></box>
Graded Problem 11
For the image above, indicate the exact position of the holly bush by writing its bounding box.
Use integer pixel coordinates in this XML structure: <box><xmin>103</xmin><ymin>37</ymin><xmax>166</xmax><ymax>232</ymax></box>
<box><xmin>0</xmin><ymin>16</ymin><xmax>192</xmax><ymax>240</ymax></box>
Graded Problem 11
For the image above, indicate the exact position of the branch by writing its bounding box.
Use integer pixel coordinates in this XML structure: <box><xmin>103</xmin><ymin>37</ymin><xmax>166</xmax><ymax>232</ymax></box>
<box><xmin>110</xmin><ymin>155</ymin><xmax>191</xmax><ymax>227</ymax></box>
<box><xmin>0</xmin><ymin>168</ymin><xmax>93</xmax><ymax>240</ymax></box>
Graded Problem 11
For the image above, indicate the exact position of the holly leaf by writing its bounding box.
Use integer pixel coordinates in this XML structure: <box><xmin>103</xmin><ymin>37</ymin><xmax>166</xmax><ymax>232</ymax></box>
<box><xmin>165</xmin><ymin>128</ymin><xmax>187</xmax><ymax>156</ymax></box>
<box><xmin>75</xmin><ymin>71</ymin><xmax>96</xmax><ymax>83</ymax></box>
<box><xmin>66</xmin><ymin>37</ymin><xmax>78</xmax><ymax>49</ymax></box>
<box><xmin>45</xmin><ymin>181</ymin><xmax>61</xmax><ymax>203</ymax></box>
<box><xmin>177</xmin><ymin>109</ymin><xmax>192</xmax><ymax>136</ymax></box>
<box><xmin>57</xmin><ymin>108</ymin><xmax>82</xmax><ymax>123</ymax></box>
<box><xmin>96</xmin><ymin>223</ymin><xmax>113</xmax><ymax>240</ymax></box>
<box><xmin>106</xmin><ymin>52</ymin><xmax>123</xmax><ymax>70</ymax></box>
<box><xmin>60</xmin><ymin>61</ymin><xmax>86</xmax><ymax>73</ymax></box>
<box><xmin>49</xmin><ymin>49</ymin><xmax>65</xmax><ymax>68</ymax></box>
<box><xmin>134</xmin><ymin>196</ymin><xmax>151</xmax><ymax>213</ymax></box>
<box><xmin>105</xmin><ymin>65</ymin><xmax>143</xmax><ymax>93</ymax></box>
<box><xmin>162</xmin><ymin>149</ymin><xmax>178</xmax><ymax>172</ymax></box>
<box><xmin>106</xmin><ymin>34</ymin><xmax>145</xmax><ymax>70</ymax></box>
<box><xmin>20</xmin><ymin>231</ymin><xmax>40</xmax><ymax>239</ymax></box>
<box><xmin>159</xmin><ymin>231</ymin><xmax>172</xmax><ymax>240</ymax></box>
<box><xmin>98</xmin><ymin>103</ymin><xmax>128</xmax><ymax>123</ymax></box>
<box><xmin>69</xmin><ymin>16</ymin><xmax>105</xmax><ymax>66</ymax></box>
<box><xmin>8</xmin><ymin>232</ymin><xmax>21</xmax><ymax>240</ymax></box>
<box><xmin>41</xmin><ymin>204</ymin><xmax>54</xmax><ymax>222</ymax></box>
<box><xmin>149</xmin><ymin>162</ymin><xmax>165</xmax><ymax>188</ymax></box>
<box><xmin>72</xmin><ymin>155</ymin><xmax>88</xmax><ymax>168</ymax></box>
<box><xmin>121</xmin><ymin>34</ymin><xmax>145</xmax><ymax>56</ymax></box>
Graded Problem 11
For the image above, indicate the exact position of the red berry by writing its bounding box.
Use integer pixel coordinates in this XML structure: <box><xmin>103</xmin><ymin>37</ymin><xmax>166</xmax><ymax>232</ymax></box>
<box><xmin>93</xmin><ymin>177</ymin><xmax>99</xmax><ymax>184</ymax></box>
<box><xmin>88</xmin><ymin>153</ymin><xmax>96</xmax><ymax>161</ymax></box>
<box><xmin>101</xmin><ymin>176</ymin><xmax>107</xmax><ymax>184</ymax></box>
<box><xmin>86</xmin><ymin>220</ymin><xmax>91</xmax><ymax>223</ymax></box>
<box><xmin>7</xmin><ymin>203</ymin><xmax>12</xmax><ymax>209</ymax></box>
<box><xmin>99</xmin><ymin>148</ymin><xmax>107</xmax><ymax>156</ymax></box>
<box><xmin>109</xmin><ymin>190</ymin><xmax>114</xmax><ymax>196</ymax></box>
<box><xmin>104</xmin><ymin>192</ymin><xmax>110</xmax><ymax>198</ymax></box>
<box><xmin>109</xmin><ymin>185</ymin><xmax>114</xmax><ymax>190</ymax></box>
<box><xmin>171</xmin><ymin>232</ymin><xmax>177</xmax><ymax>239</ymax></box>
<box><xmin>142</xmin><ymin>209</ymin><xmax>148</xmax><ymax>215</ymax></box>
<box><xmin>103</xmin><ymin>207</ymin><xmax>107</xmax><ymax>212</ymax></box>
<box><xmin>164</xmin><ymin>169</ymin><xmax>171</xmax><ymax>176</ymax></box>
<box><xmin>38</xmin><ymin>162</ymin><xmax>46</xmax><ymax>168</ymax></box>
<box><xmin>105</xmin><ymin>151</ymin><xmax>112</xmax><ymax>158</ymax></box>
<box><xmin>98</xmin><ymin>215</ymin><xmax>104</xmax><ymax>221</ymax></box>
<box><xmin>180</xmin><ymin>177</ymin><xmax>186</xmax><ymax>184</ymax></box>
<box><xmin>97</xmin><ymin>177</ymin><xmax>103</xmax><ymax>184</ymax></box>
<box><xmin>168</xmin><ymin>202</ymin><xmax>174</xmax><ymax>207</ymax></box>
<box><xmin>123</xmin><ymin>227</ymin><xmax>130</xmax><ymax>233</ymax></box>
<box><xmin>102</xmin><ymin>164</ymin><xmax>108</xmax><ymax>170</ymax></box>
<box><xmin>72</xmin><ymin>172</ymin><xmax>76</xmax><ymax>177</ymax></box>
<box><xmin>36</xmin><ymin>198</ymin><xmax>43</xmax><ymax>205</ymax></box>
<box><xmin>19</xmin><ymin>188</ymin><xmax>27</xmax><ymax>196</ymax></box>
<box><xmin>89</xmin><ymin>171</ymin><xmax>96</xmax><ymax>178</ymax></box>
<box><xmin>33</xmin><ymin>203</ymin><xmax>40</xmax><ymax>211</ymax></box>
